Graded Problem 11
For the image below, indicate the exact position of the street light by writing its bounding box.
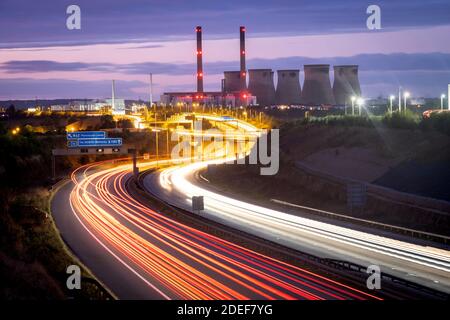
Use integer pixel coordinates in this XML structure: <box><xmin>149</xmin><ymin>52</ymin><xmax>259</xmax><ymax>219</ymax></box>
<box><xmin>351</xmin><ymin>96</ymin><xmax>356</xmax><ymax>115</ymax></box>
<box><xmin>403</xmin><ymin>92</ymin><xmax>410</xmax><ymax>113</ymax></box>
<box><xmin>151</xmin><ymin>128</ymin><xmax>161</xmax><ymax>167</ymax></box>
<box><xmin>389</xmin><ymin>95</ymin><xmax>395</xmax><ymax>113</ymax></box>
<box><xmin>441</xmin><ymin>94</ymin><xmax>446</xmax><ymax>110</ymax></box>
<box><xmin>166</xmin><ymin>128</ymin><xmax>170</xmax><ymax>157</ymax></box>
<box><xmin>357</xmin><ymin>98</ymin><xmax>364</xmax><ymax>116</ymax></box>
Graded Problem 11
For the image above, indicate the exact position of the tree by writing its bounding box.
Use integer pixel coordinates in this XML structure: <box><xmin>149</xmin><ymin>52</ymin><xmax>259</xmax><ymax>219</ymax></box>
<box><xmin>6</xmin><ymin>104</ymin><xmax>15</xmax><ymax>117</ymax></box>
<box><xmin>100</xmin><ymin>115</ymin><xmax>115</xmax><ymax>129</ymax></box>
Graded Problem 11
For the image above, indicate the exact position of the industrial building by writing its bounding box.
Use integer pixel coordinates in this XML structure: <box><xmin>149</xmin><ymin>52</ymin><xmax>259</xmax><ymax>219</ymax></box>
<box><xmin>275</xmin><ymin>70</ymin><xmax>302</xmax><ymax>105</ymax></box>
<box><xmin>161</xmin><ymin>26</ymin><xmax>362</xmax><ymax>108</ymax></box>
<box><xmin>301</xmin><ymin>65</ymin><xmax>336</xmax><ymax>106</ymax></box>
<box><xmin>248</xmin><ymin>69</ymin><xmax>276</xmax><ymax>106</ymax></box>
<box><xmin>161</xmin><ymin>26</ymin><xmax>256</xmax><ymax>107</ymax></box>
<box><xmin>161</xmin><ymin>26</ymin><xmax>254</xmax><ymax>108</ymax></box>
<box><xmin>221</xmin><ymin>26</ymin><xmax>248</xmax><ymax>105</ymax></box>
<box><xmin>50</xmin><ymin>100</ymin><xmax>111</xmax><ymax>112</ymax></box>
<box><xmin>333</xmin><ymin>65</ymin><xmax>362</xmax><ymax>106</ymax></box>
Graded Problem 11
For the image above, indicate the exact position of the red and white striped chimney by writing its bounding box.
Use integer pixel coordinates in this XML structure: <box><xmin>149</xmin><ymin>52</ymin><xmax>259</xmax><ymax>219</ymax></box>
<box><xmin>239</xmin><ymin>26</ymin><xmax>247</xmax><ymax>91</ymax></box>
<box><xmin>196</xmin><ymin>26</ymin><xmax>204</xmax><ymax>93</ymax></box>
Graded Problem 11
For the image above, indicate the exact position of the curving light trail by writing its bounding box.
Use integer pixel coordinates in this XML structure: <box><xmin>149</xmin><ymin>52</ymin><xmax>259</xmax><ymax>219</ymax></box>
<box><xmin>68</xmin><ymin>160</ymin><xmax>381</xmax><ymax>300</ymax></box>
<box><xmin>146</xmin><ymin>115</ymin><xmax>450</xmax><ymax>292</ymax></box>
<box><xmin>158</xmin><ymin>161</ymin><xmax>450</xmax><ymax>275</ymax></box>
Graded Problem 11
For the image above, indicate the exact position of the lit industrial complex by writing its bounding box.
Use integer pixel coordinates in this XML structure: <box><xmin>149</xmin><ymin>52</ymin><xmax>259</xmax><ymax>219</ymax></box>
<box><xmin>161</xmin><ymin>26</ymin><xmax>362</xmax><ymax>108</ymax></box>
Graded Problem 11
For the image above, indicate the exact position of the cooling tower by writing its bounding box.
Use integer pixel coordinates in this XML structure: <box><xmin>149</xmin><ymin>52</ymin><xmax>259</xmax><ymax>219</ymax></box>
<box><xmin>223</xmin><ymin>71</ymin><xmax>242</xmax><ymax>93</ymax></box>
<box><xmin>301</xmin><ymin>64</ymin><xmax>335</xmax><ymax>106</ymax></box>
<box><xmin>196</xmin><ymin>26</ymin><xmax>204</xmax><ymax>93</ymax></box>
<box><xmin>248</xmin><ymin>69</ymin><xmax>276</xmax><ymax>106</ymax></box>
<box><xmin>333</xmin><ymin>65</ymin><xmax>361</xmax><ymax>105</ymax></box>
<box><xmin>275</xmin><ymin>70</ymin><xmax>302</xmax><ymax>105</ymax></box>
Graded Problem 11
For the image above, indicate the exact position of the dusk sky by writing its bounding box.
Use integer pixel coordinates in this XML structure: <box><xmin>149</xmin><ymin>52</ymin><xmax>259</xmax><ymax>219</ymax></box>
<box><xmin>1</xmin><ymin>0</ymin><xmax>450</xmax><ymax>100</ymax></box>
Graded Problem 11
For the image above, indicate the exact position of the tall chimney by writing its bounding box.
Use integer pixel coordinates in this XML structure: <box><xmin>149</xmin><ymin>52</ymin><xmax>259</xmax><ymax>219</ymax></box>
<box><xmin>196</xmin><ymin>26</ymin><xmax>204</xmax><ymax>93</ymax></box>
<box><xmin>239</xmin><ymin>26</ymin><xmax>247</xmax><ymax>90</ymax></box>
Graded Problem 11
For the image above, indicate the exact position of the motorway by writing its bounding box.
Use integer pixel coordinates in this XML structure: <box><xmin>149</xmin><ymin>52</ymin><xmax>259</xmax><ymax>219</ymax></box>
<box><xmin>52</xmin><ymin>113</ymin><xmax>450</xmax><ymax>298</ymax></box>
<box><xmin>143</xmin><ymin>159</ymin><xmax>450</xmax><ymax>294</ymax></box>
<box><xmin>141</xmin><ymin>114</ymin><xmax>450</xmax><ymax>295</ymax></box>
<box><xmin>51</xmin><ymin>160</ymin><xmax>382</xmax><ymax>299</ymax></box>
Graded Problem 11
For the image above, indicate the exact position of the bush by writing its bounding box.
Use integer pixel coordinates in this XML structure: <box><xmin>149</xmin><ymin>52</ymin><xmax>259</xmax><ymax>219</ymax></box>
<box><xmin>421</xmin><ymin>112</ymin><xmax>450</xmax><ymax>136</ymax></box>
<box><xmin>302</xmin><ymin>115</ymin><xmax>379</xmax><ymax>128</ymax></box>
<box><xmin>381</xmin><ymin>110</ymin><xmax>420</xmax><ymax>130</ymax></box>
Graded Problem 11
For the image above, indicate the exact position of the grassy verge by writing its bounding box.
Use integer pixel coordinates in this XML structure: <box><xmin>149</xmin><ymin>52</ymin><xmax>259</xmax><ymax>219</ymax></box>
<box><xmin>0</xmin><ymin>124</ymin><xmax>114</xmax><ymax>299</ymax></box>
<box><xmin>296</xmin><ymin>110</ymin><xmax>450</xmax><ymax>136</ymax></box>
<box><xmin>0</xmin><ymin>186</ymin><xmax>113</xmax><ymax>299</ymax></box>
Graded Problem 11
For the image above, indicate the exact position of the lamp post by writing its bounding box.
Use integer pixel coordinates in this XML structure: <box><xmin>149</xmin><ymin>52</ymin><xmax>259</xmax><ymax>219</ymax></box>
<box><xmin>166</xmin><ymin>129</ymin><xmax>170</xmax><ymax>157</ymax></box>
<box><xmin>152</xmin><ymin>128</ymin><xmax>160</xmax><ymax>167</ymax></box>
<box><xmin>357</xmin><ymin>98</ymin><xmax>364</xmax><ymax>116</ymax></box>
<box><xmin>351</xmin><ymin>96</ymin><xmax>356</xmax><ymax>116</ymax></box>
<box><xmin>389</xmin><ymin>95</ymin><xmax>395</xmax><ymax>114</ymax></box>
<box><xmin>441</xmin><ymin>94</ymin><xmax>446</xmax><ymax>110</ymax></box>
<box><xmin>403</xmin><ymin>92</ymin><xmax>410</xmax><ymax>113</ymax></box>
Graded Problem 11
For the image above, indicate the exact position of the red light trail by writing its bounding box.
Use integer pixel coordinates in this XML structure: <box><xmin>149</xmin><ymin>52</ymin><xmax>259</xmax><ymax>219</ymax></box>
<box><xmin>68</xmin><ymin>161</ymin><xmax>381</xmax><ymax>300</ymax></box>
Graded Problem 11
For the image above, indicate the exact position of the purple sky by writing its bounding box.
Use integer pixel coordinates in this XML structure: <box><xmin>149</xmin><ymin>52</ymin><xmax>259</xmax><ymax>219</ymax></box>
<box><xmin>0</xmin><ymin>0</ymin><xmax>449</xmax><ymax>100</ymax></box>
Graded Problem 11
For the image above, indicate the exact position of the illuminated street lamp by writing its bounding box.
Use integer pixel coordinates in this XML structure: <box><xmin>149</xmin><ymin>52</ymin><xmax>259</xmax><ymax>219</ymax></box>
<box><xmin>441</xmin><ymin>94</ymin><xmax>446</xmax><ymax>110</ymax></box>
<box><xmin>403</xmin><ymin>92</ymin><xmax>410</xmax><ymax>113</ymax></box>
<box><xmin>351</xmin><ymin>96</ymin><xmax>356</xmax><ymax>115</ymax></box>
<box><xmin>357</xmin><ymin>98</ymin><xmax>364</xmax><ymax>116</ymax></box>
<box><xmin>389</xmin><ymin>95</ymin><xmax>395</xmax><ymax>113</ymax></box>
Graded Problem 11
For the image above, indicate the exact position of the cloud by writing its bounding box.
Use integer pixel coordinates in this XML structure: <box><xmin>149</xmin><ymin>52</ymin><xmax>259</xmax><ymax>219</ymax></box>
<box><xmin>1</xmin><ymin>52</ymin><xmax>449</xmax><ymax>99</ymax></box>
<box><xmin>0</xmin><ymin>60</ymin><xmax>192</xmax><ymax>75</ymax></box>
<box><xmin>245</xmin><ymin>53</ymin><xmax>450</xmax><ymax>72</ymax></box>
<box><xmin>2</xmin><ymin>52</ymin><xmax>450</xmax><ymax>77</ymax></box>
<box><xmin>1</xmin><ymin>0</ymin><xmax>450</xmax><ymax>47</ymax></box>
<box><xmin>0</xmin><ymin>78</ymin><xmax>147</xmax><ymax>100</ymax></box>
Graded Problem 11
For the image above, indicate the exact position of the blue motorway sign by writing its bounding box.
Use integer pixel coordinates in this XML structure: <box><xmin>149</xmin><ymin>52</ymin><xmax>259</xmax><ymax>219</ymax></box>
<box><xmin>68</xmin><ymin>138</ymin><xmax>122</xmax><ymax>148</ymax></box>
<box><xmin>221</xmin><ymin>116</ymin><xmax>235</xmax><ymax>121</ymax></box>
<box><xmin>67</xmin><ymin>131</ymin><xmax>106</xmax><ymax>140</ymax></box>
<box><xmin>67</xmin><ymin>140</ymin><xmax>78</xmax><ymax>148</ymax></box>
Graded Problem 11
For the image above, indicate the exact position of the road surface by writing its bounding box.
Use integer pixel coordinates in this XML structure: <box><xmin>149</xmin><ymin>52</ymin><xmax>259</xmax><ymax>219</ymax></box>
<box><xmin>143</xmin><ymin>160</ymin><xmax>450</xmax><ymax>294</ymax></box>
<box><xmin>51</xmin><ymin>160</ymin><xmax>382</xmax><ymax>300</ymax></box>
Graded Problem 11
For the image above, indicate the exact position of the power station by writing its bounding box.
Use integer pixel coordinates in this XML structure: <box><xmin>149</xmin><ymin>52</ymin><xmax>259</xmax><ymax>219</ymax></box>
<box><xmin>302</xmin><ymin>65</ymin><xmax>336</xmax><ymax>106</ymax></box>
<box><xmin>276</xmin><ymin>70</ymin><xmax>302</xmax><ymax>105</ymax></box>
<box><xmin>248</xmin><ymin>69</ymin><xmax>276</xmax><ymax>107</ymax></box>
<box><xmin>196</xmin><ymin>26</ymin><xmax>204</xmax><ymax>94</ymax></box>
<box><xmin>162</xmin><ymin>26</ymin><xmax>253</xmax><ymax>108</ymax></box>
<box><xmin>161</xmin><ymin>26</ymin><xmax>361</xmax><ymax>108</ymax></box>
<box><xmin>333</xmin><ymin>65</ymin><xmax>361</xmax><ymax>106</ymax></box>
